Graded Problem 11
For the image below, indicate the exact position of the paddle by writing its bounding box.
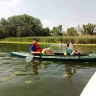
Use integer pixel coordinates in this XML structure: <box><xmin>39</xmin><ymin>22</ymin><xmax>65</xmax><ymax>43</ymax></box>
<box><xmin>25</xmin><ymin>53</ymin><xmax>42</xmax><ymax>62</ymax></box>
<box><xmin>25</xmin><ymin>54</ymin><xmax>34</xmax><ymax>62</ymax></box>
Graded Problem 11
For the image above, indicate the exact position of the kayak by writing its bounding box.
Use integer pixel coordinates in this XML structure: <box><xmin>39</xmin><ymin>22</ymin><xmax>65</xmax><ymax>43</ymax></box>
<box><xmin>80</xmin><ymin>72</ymin><xmax>96</xmax><ymax>96</ymax></box>
<box><xmin>11</xmin><ymin>52</ymin><xmax>30</xmax><ymax>58</ymax></box>
<box><xmin>11</xmin><ymin>52</ymin><xmax>96</xmax><ymax>62</ymax></box>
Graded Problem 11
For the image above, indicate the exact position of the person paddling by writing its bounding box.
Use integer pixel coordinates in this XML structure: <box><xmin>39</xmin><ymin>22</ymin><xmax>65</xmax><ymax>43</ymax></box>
<box><xmin>30</xmin><ymin>37</ymin><xmax>54</xmax><ymax>55</ymax></box>
<box><xmin>59</xmin><ymin>40</ymin><xmax>62</xmax><ymax>49</ymax></box>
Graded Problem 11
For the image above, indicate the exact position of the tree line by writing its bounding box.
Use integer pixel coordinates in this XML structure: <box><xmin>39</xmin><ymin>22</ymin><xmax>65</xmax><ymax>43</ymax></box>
<box><xmin>0</xmin><ymin>14</ymin><xmax>96</xmax><ymax>39</ymax></box>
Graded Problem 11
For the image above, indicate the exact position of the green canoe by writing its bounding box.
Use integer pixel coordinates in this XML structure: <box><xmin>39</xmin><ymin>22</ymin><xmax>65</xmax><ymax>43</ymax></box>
<box><xmin>11</xmin><ymin>52</ymin><xmax>96</xmax><ymax>62</ymax></box>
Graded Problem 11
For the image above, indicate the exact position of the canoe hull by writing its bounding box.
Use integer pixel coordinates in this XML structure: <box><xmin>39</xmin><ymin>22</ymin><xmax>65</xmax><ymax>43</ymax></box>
<box><xmin>80</xmin><ymin>72</ymin><xmax>96</xmax><ymax>96</ymax></box>
<box><xmin>11</xmin><ymin>52</ymin><xmax>96</xmax><ymax>62</ymax></box>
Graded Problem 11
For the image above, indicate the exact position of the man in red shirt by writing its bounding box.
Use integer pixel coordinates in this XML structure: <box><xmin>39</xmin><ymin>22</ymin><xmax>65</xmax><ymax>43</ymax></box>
<box><xmin>30</xmin><ymin>37</ymin><xmax>54</xmax><ymax>55</ymax></box>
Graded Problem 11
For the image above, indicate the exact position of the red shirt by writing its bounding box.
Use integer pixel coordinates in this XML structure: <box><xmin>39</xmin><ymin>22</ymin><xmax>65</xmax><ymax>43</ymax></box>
<box><xmin>30</xmin><ymin>42</ymin><xmax>42</xmax><ymax>52</ymax></box>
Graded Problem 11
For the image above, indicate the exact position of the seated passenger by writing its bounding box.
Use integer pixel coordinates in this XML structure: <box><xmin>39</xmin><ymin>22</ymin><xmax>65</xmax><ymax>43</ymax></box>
<box><xmin>30</xmin><ymin>37</ymin><xmax>54</xmax><ymax>55</ymax></box>
<box><xmin>66</xmin><ymin>42</ymin><xmax>80</xmax><ymax>55</ymax></box>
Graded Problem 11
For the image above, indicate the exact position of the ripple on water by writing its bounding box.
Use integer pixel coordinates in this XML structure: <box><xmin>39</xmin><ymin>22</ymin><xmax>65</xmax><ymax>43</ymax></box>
<box><xmin>0</xmin><ymin>52</ymin><xmax>10</xmax><ymax>57</ymax></box>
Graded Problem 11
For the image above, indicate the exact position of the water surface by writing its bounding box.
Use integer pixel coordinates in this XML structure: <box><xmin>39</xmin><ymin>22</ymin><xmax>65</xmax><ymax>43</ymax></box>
<box><xmin>0</xmin><ymin>43</ymin><xmax>96</xmax><ymax>96</ymax></box>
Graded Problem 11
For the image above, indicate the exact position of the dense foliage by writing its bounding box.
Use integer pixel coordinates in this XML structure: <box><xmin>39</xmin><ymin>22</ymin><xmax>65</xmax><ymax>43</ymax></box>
<box><xmin>0</xmin><ymin>14</ymin><xmax>96</xmax><ymax>39</ymax></box>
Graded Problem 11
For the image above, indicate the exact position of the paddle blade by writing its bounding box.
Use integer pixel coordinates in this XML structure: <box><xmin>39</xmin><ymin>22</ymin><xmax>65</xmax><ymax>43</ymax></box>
<box><xmin>25</xmin><ymin>54</ymin><xmax>34</xmax><ymax>62</ymax></box>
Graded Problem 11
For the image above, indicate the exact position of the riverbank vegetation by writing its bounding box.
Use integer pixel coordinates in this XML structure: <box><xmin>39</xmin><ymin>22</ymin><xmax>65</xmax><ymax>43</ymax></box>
<box><xmin>1</xmin><ymin>36</ymin><xmax>96</xmax><ymax>44</ymax></box>
<box><xmin>0</xmin><ymin>14</ymin><xmax>96</xmax><ymax>44</ymax></box>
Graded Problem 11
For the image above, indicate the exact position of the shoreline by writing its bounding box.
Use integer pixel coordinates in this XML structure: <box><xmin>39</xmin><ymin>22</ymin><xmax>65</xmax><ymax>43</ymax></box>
<box><xmin>0</xmin><ymin>41</ymin><xmax>52</xmax><ymax>44</ymax></box>
<box><xmin>0</xmin><ymin>41</ymin><xmax>96</xmax><ymax>45</ymax></box>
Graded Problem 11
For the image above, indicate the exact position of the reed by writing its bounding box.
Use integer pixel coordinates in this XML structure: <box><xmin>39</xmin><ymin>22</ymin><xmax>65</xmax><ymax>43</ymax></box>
<box><xmin>1</xmin><ymin>36</ymin><xmax>96</xmax><ymax>44</ymax></box>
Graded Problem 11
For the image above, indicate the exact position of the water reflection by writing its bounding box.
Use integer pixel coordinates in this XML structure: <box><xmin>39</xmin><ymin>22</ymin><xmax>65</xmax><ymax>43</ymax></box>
<box><xmin>64</xmin><ymin>64</ymin><xmax>76</xmax><ymax>86</ymax></box>
<box><xmin>30</xmin><ymin>60</ymin><xmax>49</xmax><ymax>75</ymax></box>
<box><xmin>41</xmin><ymin>61</ymin><xmax>48</xmax><ymax>70</ymax></box>
<box><xmin>30</xmin><ymin>60</ymin><xmax>41</xmax><ymax>75</ymax></box>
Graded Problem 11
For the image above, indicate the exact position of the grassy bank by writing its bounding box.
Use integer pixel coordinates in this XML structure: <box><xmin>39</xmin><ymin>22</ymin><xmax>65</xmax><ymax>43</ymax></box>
<box><xmin>0</xmin><ymin>36</ymin><xmax>96</xmax><ymax>44</ymax></box>
<box><xmin>0</xmin><ymin>41</ymin><xmax>96</xmax><ymax>46</ymax></box>
<box><xmin>0</xmin><ymin>41</ymin><xmax>53</xmax><ymax>44</ymax></box>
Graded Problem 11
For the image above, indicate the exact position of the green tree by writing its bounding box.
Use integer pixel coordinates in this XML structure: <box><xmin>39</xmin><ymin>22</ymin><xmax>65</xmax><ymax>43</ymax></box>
<box><xmin>83</xmin><ymin>23</ymin><xmax>96</xmax><ymax>36</ymax></box>
<box><xmin>57</xmin><ymin>25</ymin><xmax>63</xmax><ymax>36</ymax></box>
<box><xmin>62</xmin><ymin>31</ymin><xmax>66</xmax><ymax>36</ymax></box>
<box><xmin>0</xmin><ymin>14</ymin><xmax>43</xmax><ymax>37</ymax></box>
<box><xmin>76</xmin><ymin>25</ymin><xmax>84</xmax><ymax>35</ymax></box>
<box><xmin>42</xmin><ymin>27</ymin><xmax>51</xmax><ymax>36</ymax></box>
<box><xmin>51</xmin><ymin>25</ymin><xmax>63</xmax><ymax>36</ymax></box>
<box><xmin>51</xmin><ymin>27</ymin><xmax>57</xmax><ymax>36</ymax></box>
<box><xmin>66</xmin><ymin>27</ymin><xmax>79</xmax><ymax>36</ymax></box>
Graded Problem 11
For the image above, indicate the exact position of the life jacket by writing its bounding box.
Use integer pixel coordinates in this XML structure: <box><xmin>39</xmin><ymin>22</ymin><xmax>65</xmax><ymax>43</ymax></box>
<box><xmin>30</xmin><ymin>42</ymin><xmax>42</xmax><ymax>52</ymax></box>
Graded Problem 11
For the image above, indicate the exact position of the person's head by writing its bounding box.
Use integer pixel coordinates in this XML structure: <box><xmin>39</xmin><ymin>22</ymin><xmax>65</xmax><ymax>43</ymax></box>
<box><xmin>67</xmin><ymin>42</ymin><xmax>70</xmax><ymax>47</ymax></box>
<box><xmin>33</xmin><ymin>37</ymin><xmax>39</xmax><ymax>42</ymax></box>
<box><xmin>67</xmin><ymin>41</ymin><xmax>72</xmax><ymax>47</ymax></box>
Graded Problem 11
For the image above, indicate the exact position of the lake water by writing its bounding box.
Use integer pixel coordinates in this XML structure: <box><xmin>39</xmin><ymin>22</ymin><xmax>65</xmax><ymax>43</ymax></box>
<box><xmin>0</xmin><ymin>43</ymin><xmax>96</xmax><ymax>96</ymax></box>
